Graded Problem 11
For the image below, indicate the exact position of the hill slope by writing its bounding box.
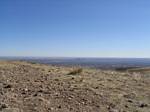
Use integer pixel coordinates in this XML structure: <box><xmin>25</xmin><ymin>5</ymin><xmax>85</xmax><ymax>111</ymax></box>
<box><xmin>0</xmin><ymin>61</ymin><xmax>150</xmax><ymax>112</ymax></box>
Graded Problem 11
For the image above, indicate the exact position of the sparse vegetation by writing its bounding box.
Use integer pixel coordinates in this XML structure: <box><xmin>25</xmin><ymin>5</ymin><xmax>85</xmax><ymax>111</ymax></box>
<box><xmin>0</xmin><ymin>61</ymin><xmax>150</xmax><ymax>112</ymax></box>
<box><xmin>67</xmin><ymin>68</ymin><xmax>83</xmax><ymax>75</ymax></box>
<box><xmin>30</xmin><ymin>62</ymin><xmax>37</xmax><ymax>64</ymax></box>
<box><xmin>127</xmin><ymin>67</ymin><xmax>150</xmax><ymax>73</ymax></box>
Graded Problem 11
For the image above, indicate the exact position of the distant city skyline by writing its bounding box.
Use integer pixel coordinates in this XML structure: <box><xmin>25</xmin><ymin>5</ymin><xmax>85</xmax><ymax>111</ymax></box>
<box><xmin>0</xmin><ymin>0</ymin><xmax>150</xmax><ymax>58</ymax></box>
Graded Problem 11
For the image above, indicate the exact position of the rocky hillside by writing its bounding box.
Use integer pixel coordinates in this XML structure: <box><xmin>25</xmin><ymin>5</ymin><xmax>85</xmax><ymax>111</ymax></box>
<box><xmin>0</xmin><ymin>61</ymin><xmax>150</xmax><ymax>112</ymax></box>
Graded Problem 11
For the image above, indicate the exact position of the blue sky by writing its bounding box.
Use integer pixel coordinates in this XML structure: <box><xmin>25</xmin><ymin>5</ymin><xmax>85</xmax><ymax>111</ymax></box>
<box><xmin>0</xmin><ymin>0</ymin><xmax>150</xmax><ymax>57</ymax></box>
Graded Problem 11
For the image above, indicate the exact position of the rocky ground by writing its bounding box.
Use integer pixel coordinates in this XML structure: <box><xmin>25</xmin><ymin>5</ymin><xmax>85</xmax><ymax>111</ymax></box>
<box><xmin>0</xmin><ymin>61</ymin><xmax>150</xmax><ymax>112</ymax></box>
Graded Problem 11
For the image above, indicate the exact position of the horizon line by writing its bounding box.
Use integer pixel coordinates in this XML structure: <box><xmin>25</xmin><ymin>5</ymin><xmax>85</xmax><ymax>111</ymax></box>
<box><xmin>0</xmin><ymin>56</ymin><xmax>150</xmax><ymax>59</ymax></box>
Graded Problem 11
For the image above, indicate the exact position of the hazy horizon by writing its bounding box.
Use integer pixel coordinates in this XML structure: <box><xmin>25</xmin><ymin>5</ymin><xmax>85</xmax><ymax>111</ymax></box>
<box><xmin>1</xmin><ymin>56</ymin><xmax>150</xmax><ymax>59</ymax></box>
<box><xmin>0</xmin><ymin>0</ymin><xmax>150</xmax><ymax>58</ymax></box>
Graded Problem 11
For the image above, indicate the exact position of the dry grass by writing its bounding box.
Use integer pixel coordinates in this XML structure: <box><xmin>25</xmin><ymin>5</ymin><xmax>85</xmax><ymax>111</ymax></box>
<box><xmin>127</xmin><ymin>67</ymin><xmax>150</xmax><ymax>74</ymax></box>
<box><xmin>67</xmin><ymin>68</ymin><xmax>83</xmax><ymax>75</ymax></box>
<box><xmin>0</xmin><ymin>61</ymin><xmax>150</xmax><ymax>112</ymax></box>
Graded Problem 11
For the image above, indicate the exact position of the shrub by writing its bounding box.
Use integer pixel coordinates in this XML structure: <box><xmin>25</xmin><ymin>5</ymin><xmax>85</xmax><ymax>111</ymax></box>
<box><xmin>67</xmin><ymin>68</ymin><xmax>83</xmax><ymax>75</ymax></box>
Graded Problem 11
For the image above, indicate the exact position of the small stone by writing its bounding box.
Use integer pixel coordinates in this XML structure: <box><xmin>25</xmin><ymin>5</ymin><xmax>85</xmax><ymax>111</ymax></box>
<box><xmin>127</xmin><ymin>99</ymin><xmax>133</xmax><ymax>103</ymax></box>
<box><xmin>125</xmin><ymin>105</ymin><xmax>129</xmax><ymax>108</ymax></box>
<box><xmin>94</xmin><ymin>86</ymin><xmax>99</xmax><ymax>89</ymax></box>
<box><xmin>139</xmin><ymin>102</ymin><xmax>148</xmax><ymax>108</ymax></box>
<box><xmin>4</xmin><ymin>84</ymin><xmax>12</xmax><ymax>89</ymax></box>
<box><xmin>109</xmin><ymin>109</ymin><xmax>119</xmax><ymax>112</ymax></box>
<box><xmin>50</xmin><ymin>107</ymin><xmax>54</xmax><ymax>110</ymax></box>
<box><xmin>58</xmin><ymin>105</ymin><xmax>61</xmax><ymax>109</ymax></box>
<box><xmin>54</xmin><ymin>79</ymin><xmax>59</xmax><ymax>81</ymax></box>
<box><xmin>0</xmin><ymin>108</ymin><xmax>20</xmax><ymax>112</ymax></box>
<box><xmin>33</xmin><ymin>93</ymin><xmax>38</xmax><ymax>97</ymax></box>
<box><xmin>81</xmin><ymin>102</ymin><xmax>85</xmax><ymax>105</ymax></box>
<box><xmin>71</xmin><ymin>77</ymin><xmax>75</xmax><ymax>80</ymax></box>
<box><xmin>68</xmin><ymin>97</ymin><xmax>72</xmax><ymax>100</ymax></box>
<box><xmin>24</xmin><ymin>88</ymin><xmax>28</xmax><ymax>91</ymax></box>
<box><xmin>0</xmin><ymin>103</ymin><xmax>8</xmax><ymax>109</ymax></box>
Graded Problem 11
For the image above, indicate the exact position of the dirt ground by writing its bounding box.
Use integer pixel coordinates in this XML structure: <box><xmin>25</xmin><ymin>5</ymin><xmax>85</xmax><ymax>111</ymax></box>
<box><xmin>0</xmin><ymin>61</ymin><xmax>150</xmax><ymax>112</ymax></box>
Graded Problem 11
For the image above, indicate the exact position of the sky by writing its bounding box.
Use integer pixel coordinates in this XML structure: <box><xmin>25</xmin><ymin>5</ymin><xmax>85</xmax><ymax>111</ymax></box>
<box><xmin>0</xmin><ymin>0</ymin><xmax>150</xmax><ymax>58</ymax></box>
